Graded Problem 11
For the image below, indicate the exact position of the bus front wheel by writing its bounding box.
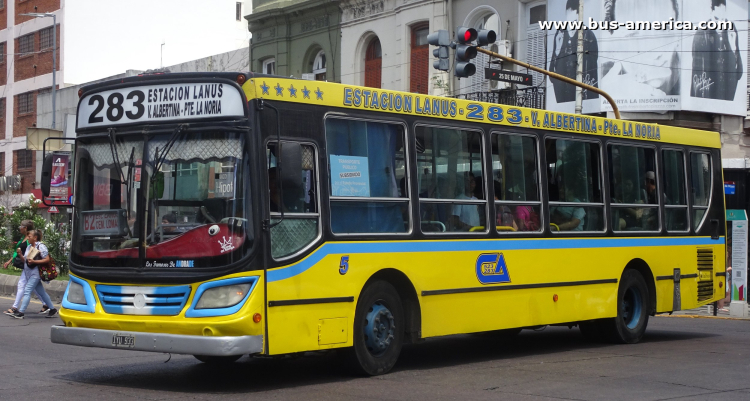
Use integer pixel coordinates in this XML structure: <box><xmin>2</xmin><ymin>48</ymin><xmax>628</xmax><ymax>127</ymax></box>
<box><xmin>601</xmin><ymin>269</ymin><xmax>650</xmax><ymax>344</ymax></box>
<box><xmin>351</xmin><ymin>280</ymin><xmax>405</xmax><ymax>376</ymax></box>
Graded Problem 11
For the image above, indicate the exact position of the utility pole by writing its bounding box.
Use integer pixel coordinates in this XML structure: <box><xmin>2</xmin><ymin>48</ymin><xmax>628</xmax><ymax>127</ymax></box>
<box><xmin>574</xmin><ymin>0</ymin><xmax>584</xmax><ymax>114</ymax></box>
<box><xmin>161</xmin><ymin>41</ymin><xmax>166</xmax><ymax>68</ymax></box>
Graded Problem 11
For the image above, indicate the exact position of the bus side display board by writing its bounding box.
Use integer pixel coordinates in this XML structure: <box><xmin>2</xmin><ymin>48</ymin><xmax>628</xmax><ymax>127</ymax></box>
<box><xmin>77</xmin><ymin>82</ymin><xmax>246</xmax><ymax>129</ymax></box>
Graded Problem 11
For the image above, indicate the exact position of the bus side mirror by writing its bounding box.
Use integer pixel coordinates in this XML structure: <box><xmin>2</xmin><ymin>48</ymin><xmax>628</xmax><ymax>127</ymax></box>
<box><xmin>280</xmin><ymin>141</ymin><xmax>302</xmax><ymax>194</ymax></box>
<box><xmin>41</xmin><ymin>153</ymin><xmax>54</xmax><ymax>198</ymax></box>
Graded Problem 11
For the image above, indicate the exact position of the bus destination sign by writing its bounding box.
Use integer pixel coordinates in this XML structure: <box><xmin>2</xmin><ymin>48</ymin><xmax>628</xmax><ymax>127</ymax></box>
<box><xmin>77</xmin><ymin>82</ymin><xmax>246</xmax><ymax>129</ymax></box>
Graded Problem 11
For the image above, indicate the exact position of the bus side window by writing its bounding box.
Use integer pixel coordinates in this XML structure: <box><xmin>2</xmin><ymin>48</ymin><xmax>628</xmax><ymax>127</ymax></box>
<box><xmin>325</xmin><ymin>118</ymin><xmax>409</xmax><ymax>234</ymax></box>
<box><xmin>416</xmin><ymin>126</ymin><xmax>486</xmax><ymax>233</ymax></box>
<box><xmin>491</xmin><ymin>133</ymin><xmax>541</xmax><ymax>232</ymax></box>
<box><xmin>608</xmin><ymin>144</ymin><xmax>659</xmax><ymax>232</ymax></box>
<box><xmin>662</xmin><ymin>150</ymin><xmax>688</xmax><ymax>232</ymax></box>
<box><xmin>267</xmin><ymin>142</ymin><xmax>320</xmax><ymax>259</ymax></box>
<box><xmin>690</xmin><ymin>152</ymin><xmax>712</xmax><ymax>231</ymax></box>
<box><xmin>546</xmin><ymin>138</ymin><xmax>604</xmax><ymax>232</ymax></box>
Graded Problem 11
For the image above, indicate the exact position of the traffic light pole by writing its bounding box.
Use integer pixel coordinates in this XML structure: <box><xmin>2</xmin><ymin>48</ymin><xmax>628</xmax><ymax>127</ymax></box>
<box><xmin>476</xmin><ymin>47</ymin><xmax>621</xmax><ymax>119</ymax></box>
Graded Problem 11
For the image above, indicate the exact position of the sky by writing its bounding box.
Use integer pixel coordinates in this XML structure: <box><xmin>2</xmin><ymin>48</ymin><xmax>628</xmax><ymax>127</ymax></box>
<box><xmin>64</xmin><ymin>0</ymin><xmax>251</xmax><ymax>85</ymax></box>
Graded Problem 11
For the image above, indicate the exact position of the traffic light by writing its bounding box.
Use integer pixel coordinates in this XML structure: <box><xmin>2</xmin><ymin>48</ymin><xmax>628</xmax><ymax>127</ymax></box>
<box><xmin>427</xmin><ymin>30</ymin><xmax>451</xmax><ymax>71</ymax></box>
<box><xmin>454</xmin><ymin>26</ymin><xmax>478</xmax><ymax>78</ymax></box>
<box><xmin>476</xmin><ymin>29</ymin><xmax>497</xmax><ymax>46</ymax></box>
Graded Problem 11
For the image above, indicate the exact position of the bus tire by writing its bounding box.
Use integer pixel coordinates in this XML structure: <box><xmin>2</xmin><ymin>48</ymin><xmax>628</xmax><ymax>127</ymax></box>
<box><xmin>600</xmin><ymin>269</ymin><xmax>650</xmax><ymax>344</ymax></box>
<box><xmin>193</xmin><ymin>355</ymin><xmax>242</xmax><ymax>364</ymax></box>
<box><xmin>351</xmin><ymin>280</ymin><xmax>405</xmax><ymax>376</ymax></box>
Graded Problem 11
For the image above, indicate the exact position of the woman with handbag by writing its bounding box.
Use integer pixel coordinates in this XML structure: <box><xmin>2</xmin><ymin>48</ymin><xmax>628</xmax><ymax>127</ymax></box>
<box><xmin>3</xmin><ymin>221</ymin><xmax>50</xmax><ymax>316</ymax></box>
<box><xmin>9</xmin><ymin>230</ymin><xmax>57</xmax><ymax>319</ymax></box>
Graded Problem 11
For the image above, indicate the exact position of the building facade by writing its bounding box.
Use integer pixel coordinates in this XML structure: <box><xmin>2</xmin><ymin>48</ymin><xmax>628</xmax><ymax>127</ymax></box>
<box><xmin>0</xmin><ymin>0</ymin><xmax>63</xmax><ymax>199</ymax></box>
<box><xmin>248</xmin><ymin>0</ymin><xmax>342</xmax><ymax>82</ymax></box>
<box><xmin>338</xmin><ymin>0</ymin><xmax>447</xmax><ymax>94</ymax></box>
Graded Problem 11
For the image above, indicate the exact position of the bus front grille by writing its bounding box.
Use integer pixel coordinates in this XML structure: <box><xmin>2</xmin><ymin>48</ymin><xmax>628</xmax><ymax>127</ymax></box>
<box><xmin>95</xmin><ymin>285</ymin><xmax>191</xmax><ymax>316</ymax></box>
<box><xmin>697</xmin><ymin>248</ymin><xmax>714</xmax><ymax>302</ymax></box>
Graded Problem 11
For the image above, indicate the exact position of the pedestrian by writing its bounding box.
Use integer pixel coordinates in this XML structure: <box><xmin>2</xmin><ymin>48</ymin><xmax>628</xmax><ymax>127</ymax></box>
<box><xmin>9</xmin><ymin>230</ymin><xmax>57</xmax><ymax>319</ymax></box>
<box><xmin>3</xmin><ymin>220</ymin><xmax>50</xmax><ymax>316</ymax></box>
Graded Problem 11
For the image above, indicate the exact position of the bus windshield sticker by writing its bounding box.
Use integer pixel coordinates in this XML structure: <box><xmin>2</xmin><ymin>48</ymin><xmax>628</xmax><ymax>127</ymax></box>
<box><xmin>329</xmin><ymin>155</ymin><xmax>370</xmax><ymax>197</ymax></box>
<box><xmin>476</xmin><ymin>253</ymin><xmax>512</xmax><ymax>285</ymax></box>
<box><xmin>77</xmin><ymin>82</ymin><xmax>246</xmax><ymax>129</ymax></box>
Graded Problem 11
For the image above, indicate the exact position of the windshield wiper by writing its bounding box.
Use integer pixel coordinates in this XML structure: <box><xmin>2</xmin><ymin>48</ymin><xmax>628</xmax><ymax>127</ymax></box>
<box><xmin>107</xmin><ymin>128</ymin><xmax>137</xmax><ymax>236</ymax></box>
<box><xmin>152</xmin><ymin>124</ymin><xmax>189</xmax><ymax>177</ymax></box>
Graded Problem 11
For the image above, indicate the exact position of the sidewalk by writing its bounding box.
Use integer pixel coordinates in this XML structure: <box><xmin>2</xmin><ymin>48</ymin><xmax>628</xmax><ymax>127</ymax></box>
<box><xmin>0</xmin><ymin>272</ymin><xmax>67</xmax><ymax>303</ymax></box>
<box><xmin>667</xmin><ymin>305</ymin><xmax>750</xmax><ymax>321</ymax></box>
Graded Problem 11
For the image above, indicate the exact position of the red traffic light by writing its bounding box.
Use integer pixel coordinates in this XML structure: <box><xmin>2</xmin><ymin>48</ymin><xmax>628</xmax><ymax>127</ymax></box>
<box><xmin>456</xmin><ymin>27</ymin><xmax>477</xmax><ymax>44</ymax></box>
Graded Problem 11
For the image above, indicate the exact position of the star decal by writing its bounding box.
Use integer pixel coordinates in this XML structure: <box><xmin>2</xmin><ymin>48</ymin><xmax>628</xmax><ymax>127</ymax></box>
<box><xmin>288</xmin><ymin>84</ymin><xmax>298</xmax><ymax>97</ymax></box>
<box><xmin>260</xmin><ymin>82</ymin><xmax>270</xmax><ymax>95</ymax></box>
<box><xmin>274</xmin><ymin>83</ymin><xmax>284</xmax><ymax>96</ymax></box>
<box><xmin>314</xmin><ymin>87</ymin><xmax>324</xmax><ymax>100</ymax></box>
<box><xmin>301</xmin><ymin>86</ymin><xmax>311</xmax><ymax>99</ymax></box>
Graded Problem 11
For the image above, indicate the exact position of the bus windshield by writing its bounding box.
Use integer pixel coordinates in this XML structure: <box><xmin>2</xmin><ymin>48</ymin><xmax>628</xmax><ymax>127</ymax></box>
<box><xmin>71</xmin><ymin>129</ymin><xmax>251</xmax><ymax>269</ymax></box>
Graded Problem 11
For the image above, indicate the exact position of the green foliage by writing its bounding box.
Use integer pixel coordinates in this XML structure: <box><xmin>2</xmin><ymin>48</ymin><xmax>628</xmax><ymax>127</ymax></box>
<box><xmin>2</xmin><ymin>195</ymin><xmax>70</xmax><ymax>275</ymax></box>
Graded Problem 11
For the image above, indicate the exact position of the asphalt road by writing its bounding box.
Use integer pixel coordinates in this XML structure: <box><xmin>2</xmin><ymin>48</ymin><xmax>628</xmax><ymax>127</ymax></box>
<box><xmin>2</xmin><ymin>296</ymin><xmax>749</xmax><ymax>401</ymax></box>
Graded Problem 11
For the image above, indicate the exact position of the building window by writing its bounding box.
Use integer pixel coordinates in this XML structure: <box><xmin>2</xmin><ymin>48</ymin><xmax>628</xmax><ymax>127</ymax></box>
<box><xmin>364</xmin><ymin>37</ymin><xmax>382</xmax><ymax>89</ymax></box>
<box><xmin>16</xmin><ymin>150</ymin><xmax>33</xmax><ymax>170</ymax></box>
<box><xmin>262</xmin><ymin>58</ymin><xmax>276</xmax><ymax>75</ymax></box>
<box><xmin>236</xmin><ymin>2</ymin><xmax>242</xmax><ymax>21</ymax></box>
<box><xmin>0</xmin><ymin>0</ymin><xmax>4</xmax><ymax>9</ymax></box>
<box><xmin>17</xmin><ymin>92</ymin><xmax>34</xmax><ymax>115</ymax></box>
<box><xmin>18</xmin><ymin>33</ymin><xmax>34</xmax><ymax>55</ymax></box>
<box><xmin>312</xmin><ymin>50</ymin><xmax>326</xmax><ymax>81</ymax></box>
<box><xmin>0</xmin><ymin>98</ymin><xmax>5</xmax><ymax>119</ymax></box>
<box><xmin>40</xmin><ymin>26</ymin><xmax>54</xmax><ymax>50</ymax></box>
<box><xmin>526</xmin><ymin>3</ymin><xmax>547</xmax><ymax>87</ymax></box>
<box><xmin>410</xmin><ymin>23</ymin><xmax>429</xmax><ymax>94</ymax></box>
<box><xmin>0</xmin><ymin>42</ymin><xmax>5</xmax><ymax>64</ymax></box>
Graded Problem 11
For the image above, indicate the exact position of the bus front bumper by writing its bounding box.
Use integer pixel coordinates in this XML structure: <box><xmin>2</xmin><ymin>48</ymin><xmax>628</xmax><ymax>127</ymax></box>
<box><xmin>50</xmin><ymin>326</ymin><xmax>264</xmax><ymax>356</ymax></box>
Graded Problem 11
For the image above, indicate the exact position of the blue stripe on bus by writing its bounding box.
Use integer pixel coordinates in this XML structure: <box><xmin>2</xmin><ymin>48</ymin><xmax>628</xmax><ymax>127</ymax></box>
<box><xmin>266</xmin><ymin>236</ymin><xmax>724</xmax><ymax>282</ymax></box>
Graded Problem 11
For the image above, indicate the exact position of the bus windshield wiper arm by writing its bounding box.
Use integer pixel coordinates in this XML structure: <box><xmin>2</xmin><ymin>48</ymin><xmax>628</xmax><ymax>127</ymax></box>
<box><xmin>151</xmin><ymin>124</ymin><xmax>188</xmax><ymax>183</ymax></box>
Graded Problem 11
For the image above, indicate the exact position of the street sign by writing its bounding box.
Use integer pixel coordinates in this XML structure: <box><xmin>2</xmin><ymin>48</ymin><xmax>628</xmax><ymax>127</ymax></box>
<box><xmin>485</xmin><ymin>68</ymin><xmax>533</xmax><ymax>85</ymax></box>
<box><xmin>48</xmin><ymin>206</ymin><xmax>59</xmax><ymax>213</ymax></box>
<box><xmin>725</xmin><ymin>181</ymin><xmax>736</xmax><ymax>195</ymax></box>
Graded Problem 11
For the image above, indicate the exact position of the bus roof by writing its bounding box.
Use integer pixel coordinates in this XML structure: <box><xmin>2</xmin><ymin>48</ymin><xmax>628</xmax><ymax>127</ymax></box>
<box><xmin>242</xmin><ymin>76</ymin><xmax>721</xmax><ymax>149</ymax></box>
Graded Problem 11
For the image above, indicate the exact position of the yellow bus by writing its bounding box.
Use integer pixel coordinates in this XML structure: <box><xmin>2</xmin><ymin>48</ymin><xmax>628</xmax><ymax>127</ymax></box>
<box><xmin>47</xmin><ymin>72</ymin><xmax>726</xmax><ymax>375</ymax></box>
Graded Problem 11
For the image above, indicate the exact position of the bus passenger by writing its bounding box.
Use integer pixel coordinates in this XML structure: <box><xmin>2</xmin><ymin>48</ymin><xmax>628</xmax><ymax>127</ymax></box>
<box><xmin>494</xmin><ymin>182</ymin><xmax>518</xmax><ymax>231</ymax></box>
<box><xmin>551</xmin><ymin>179</ymin><xmax>585</xmax><ymax>231</ymax></box>
<box><xmin>452</xmin><ymin>172</ymin><xmax>481</xmax><ymax>230</ymax></box>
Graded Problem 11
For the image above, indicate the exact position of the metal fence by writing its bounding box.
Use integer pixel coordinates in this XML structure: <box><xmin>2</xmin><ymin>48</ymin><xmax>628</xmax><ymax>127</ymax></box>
<box><xmin>454</xmin><ymin>87</ymin><xmax>546</xmax><ymax>110</ymax></box>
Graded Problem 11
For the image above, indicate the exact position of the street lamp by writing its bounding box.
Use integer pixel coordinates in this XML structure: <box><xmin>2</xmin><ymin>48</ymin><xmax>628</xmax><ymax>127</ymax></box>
<box><xmin>21</xmin><ymin>12</ymin><xmax>57</xmax><ymax>129</ymax></box>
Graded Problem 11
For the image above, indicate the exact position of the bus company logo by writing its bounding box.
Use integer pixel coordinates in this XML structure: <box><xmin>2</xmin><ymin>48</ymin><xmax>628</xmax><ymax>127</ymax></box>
<box><xmin>475</xmin><ymin>253</ymin><xmax>511</xmax><ymax>285</ymax></box>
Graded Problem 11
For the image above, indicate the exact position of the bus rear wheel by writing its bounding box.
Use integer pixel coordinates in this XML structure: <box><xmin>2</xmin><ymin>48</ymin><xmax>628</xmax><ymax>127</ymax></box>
<box><xmin>193</xmin><ymin>355</ymin><xmax>242</xmax><ymax>364</ymax></box>
<box><xmin>351</xmin><ymin>280</ymin><xmax>404</xmax><ymax>376</ymax></box>
<box><xmin>600</xmin><ymin>269</ymin><xmax>650</xmax><ymax>344</ymax></box>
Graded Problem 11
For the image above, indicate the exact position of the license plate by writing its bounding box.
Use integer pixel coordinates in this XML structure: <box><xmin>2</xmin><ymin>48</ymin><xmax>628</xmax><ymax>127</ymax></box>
<box><xmin>112</xmin><ymin>333</ymin><xmax>135</xmax><ymax>348</ymax></box>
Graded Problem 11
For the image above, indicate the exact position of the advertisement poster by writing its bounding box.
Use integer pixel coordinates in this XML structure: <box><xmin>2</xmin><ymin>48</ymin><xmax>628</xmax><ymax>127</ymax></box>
<box><xmin>329</xmin><ymin>155</ymin><xmax>370</xmax><ymax>197</ymax></box>
<box><xmin>49</xmin><ymin>153</ymin><xmax>69</xmax><ymax>199</ymax></box>
<box><xmin>546</xmin><ymin>0</ymin><xmax>748</xmax><ymax>116</ymax></box>
<box><xmin>546</xmin><ymin>0</ymin><xmax>602</xmax><ymax>114</ymax></box>
<box><xmin>731</xmin><ymin>219</ymin><xmax>747</xmax><ymax>301</ymax></box>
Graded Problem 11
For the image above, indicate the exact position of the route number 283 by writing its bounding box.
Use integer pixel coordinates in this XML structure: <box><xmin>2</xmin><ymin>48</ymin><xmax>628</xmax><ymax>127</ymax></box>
<box><xmin>87</xmin><ymin>90</ymin><xmax>146</xmax><ymax>124</ymax></box>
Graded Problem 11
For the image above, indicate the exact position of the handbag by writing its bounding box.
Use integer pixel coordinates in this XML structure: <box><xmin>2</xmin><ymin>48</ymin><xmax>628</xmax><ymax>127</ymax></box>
<box><xmin>11</xmin><ymin>255</ymin><xmax>24</xmax><ymax>269</ymax></box>
<box><xmin>38</xmin><ymin>255</ymin><xmax>58</xmax><ymax>282</ymax></box>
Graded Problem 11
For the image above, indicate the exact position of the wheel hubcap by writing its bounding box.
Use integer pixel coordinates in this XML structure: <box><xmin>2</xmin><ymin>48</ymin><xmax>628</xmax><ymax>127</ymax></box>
<box><xmin>364</xmin><ymin>302</ymin><xmax>395</xmax><ymax>357</ymax></box>
<box><xmin>622</xmin><ymin>287</ymin><xmax>643</xmax><ymax>330</ymax></box>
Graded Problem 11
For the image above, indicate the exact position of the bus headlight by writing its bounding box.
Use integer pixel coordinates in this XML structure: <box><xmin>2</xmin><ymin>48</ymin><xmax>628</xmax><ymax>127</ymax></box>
<box><xmin>67</xmin><ymin>282</ymin><xmax>87</xmax><ymax>305</ymax></box>
<box><xmin>195</xmin><ymin>284</ymin><xmax>251</xmax><ymax>309</ymax></box>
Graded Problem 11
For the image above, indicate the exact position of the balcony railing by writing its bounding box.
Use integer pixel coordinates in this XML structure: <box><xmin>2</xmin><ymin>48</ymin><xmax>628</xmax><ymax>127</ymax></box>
<box><xmin>454</xmin><ymin>87</ymin><xmax>545</xmax><ymax>110</ymax></box>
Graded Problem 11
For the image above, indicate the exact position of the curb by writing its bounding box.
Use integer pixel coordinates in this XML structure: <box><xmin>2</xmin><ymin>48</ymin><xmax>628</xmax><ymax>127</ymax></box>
<box><xmin>0</xmin><ymin>272</ymin><xmax>68</xmax><ymax>304</ymax></box>
<box><xmin>656</xmin><ymin>314</ymin><xmax>750</xmax><ymax>321</ymax></box>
